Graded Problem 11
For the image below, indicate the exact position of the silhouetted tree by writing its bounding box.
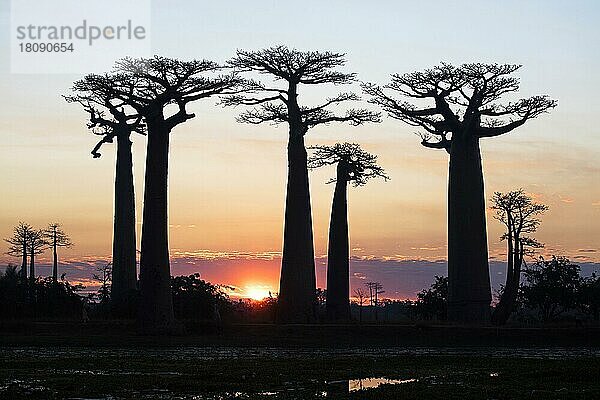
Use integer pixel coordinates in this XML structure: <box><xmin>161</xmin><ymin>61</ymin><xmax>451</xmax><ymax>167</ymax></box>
<box><xmin>491</xmin><ymin>190</ymin><xmax>548</xmax><ymax>325</ymax></box>
<box><xmin>0</xmin><ymin>265</ymin><xmax>84</xmax><ymax>320</ymax></box>
<box><xmin>27</xmin><ymin>229</ymin><xmax>46</xmax><ymax>281</ymax></box>
<box><xmin>43</xmin><ymin>223</ymin><xmax>72</xmax><ymax>282</ymax></box>
<box><xmin>308</xmin><ymin>143</ymin><xmax>388</xmax><ymax>320</ymax></box>
<box><xmin>66</xmin><ymin>78</ymin><xmax>145</xmax><ymax>308</ymax></box>
<box><xmin>0</xmin><ymin>266</ymin><xmax>26</xmax><ymax>317</ymax></box>
<box><xmin>364</xmin><ymin>63</ymin><xmax>557</xmax><ymax>323</ymax></box>
<box><xmin>352</xmin><ymin>288</ymin><xmax>368</xmax><ymax>323</ymax></box>
<box><xmin>103</xmin><ymin>56</ymin><xmax>241</xmax><ymax>331</ymax></box>
<box><xmin>92</xmin><ymin>262</ymin><xmax>112</xmax><ymax>304</ymax></box>
<box><xmin>224</xmin><ymin>46</ymin><xmax>379</xmax><ymax>322</ymax></box>
<box><xmin>415</xmin><ymin>276</ymin><xmax>448</xmax><ymax>321</ymax></box>
<box><xmin>520</xmin><ymin>256</ymin><xmax>580</xmax><ymax>322</ymax></box>
<box><xmin>171</xmin><ymin>273</ymin><xmax>232</xmax><ymax>321</ymax></box>
<box><xmin>4</xmin><ymin>222</ymin><xmax>33</xmax><ymax>278</ymax></box>
<box><xmin>365</xmin><ymin>281</ymin><xmax>384</xmax><ymax>321</ymax></box>
<box><xmin>578</xmin><ymin>272</ymin><xmax>600</xmax><ymax>321</ymax></box>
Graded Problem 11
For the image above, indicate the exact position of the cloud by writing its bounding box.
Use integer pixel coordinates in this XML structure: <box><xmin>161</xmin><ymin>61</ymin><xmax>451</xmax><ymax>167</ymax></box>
<box><xmin>353</xmin><ymin>272</ymin><xmax>367</xmax><ymax>280</ymax></box>
<box><xmin>558</xmin><ymin>195</ymin><xmax>575</xmax><ymax>204</ymax></box>
<box><xmin>410</xmin><ymin>246</ymin><xmax>445</xmax><ymax>251</ymax></box>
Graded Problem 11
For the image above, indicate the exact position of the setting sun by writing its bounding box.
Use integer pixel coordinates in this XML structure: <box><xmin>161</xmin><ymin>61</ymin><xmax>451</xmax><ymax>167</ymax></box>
<box><xmin>244</xmin><ymin>285</ymin><xmax>272</xmax><ymax>301</ymax></box>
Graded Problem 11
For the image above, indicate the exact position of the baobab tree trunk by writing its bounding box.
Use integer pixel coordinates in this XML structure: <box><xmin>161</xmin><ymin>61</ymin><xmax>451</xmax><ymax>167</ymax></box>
<box><xmin>52</xmin><ymin>234</ymin><xmax>58</xmax><ymax>282</ymax></box>
<box><xmin>492</xmin><ymin>232</ymin><xmax>519</xmax><ymax>325</ymax></box>
<box><xmin>29</xmin><ymin>247</ymin><xmax>35</xmax><ymax>281</ymax></box>
<box><xmin>21</xmin><ymin>242</ymin><xmax>27</xmax><ymax>279</ymax></box>
<box><xmin>447</xmin><ymin>134</ymin><xmax>492</xmax><ymax>323</ymax></box>
<box><xmin>491</xmin><ymin>228</ymin><xmax>520</xmax><ymax>325</ymax></box>
<box><xmin>111</xmin><ymin>134</ymin><xmax>138</xmax><ymax>309</ymax></box>
<box><xmin>278</xmin><ymin>132</ymin><xmax>317</xmax><ymax>323</ymax></box>
<box><xmin>325</xmin><ymin>163</ymin><xmax>350</xmax><ymax>320</ymax></box>
<box><xmin>138</xmin><ymin>113</ymin><xmax>175</xmax><ymax>332</ymax></box>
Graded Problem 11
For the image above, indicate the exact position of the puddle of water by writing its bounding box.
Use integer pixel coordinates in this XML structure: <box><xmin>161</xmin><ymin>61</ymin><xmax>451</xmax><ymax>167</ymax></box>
<box><xmin>348</xmin><ymin>377</ymin><xmax>418</xmax><ymax>391</ymax></box>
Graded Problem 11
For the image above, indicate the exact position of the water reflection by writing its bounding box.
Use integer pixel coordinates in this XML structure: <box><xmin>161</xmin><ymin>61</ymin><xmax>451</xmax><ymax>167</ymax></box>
<box><xmin>348</xmin><ymin>377</ymin><xmax>418</xmax><ymax>392</ymax></box>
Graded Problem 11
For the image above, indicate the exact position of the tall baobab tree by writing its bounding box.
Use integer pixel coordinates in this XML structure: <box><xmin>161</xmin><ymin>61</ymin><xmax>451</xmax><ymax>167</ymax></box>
<box><xmin>364</xmin><ymin>63</ymin><xmax>557</xmax><ymax>323</ymax></box>
<box><xmin>4</xmin><ymin>222</ymin><xmax>33</xmax><ymax>278</ymax></box>
<box><xmin>491</xmin><ymin>190</ymin><xmax>547</xmax><ymax>325</ymax></box>
<box><xmin>65</xmin><ymin>77</ymin><xmax>144</xmax><ymax>308</ymax></box>
<box><xmin>43</xmin><ymin>223</ymin><xmax>72</xmax><ymax>282</ymax></box>
<box><xmin>99</xmin><ymin>56</ymin><xmax>241</xmax><ymax>331</ymax></box>
<box><xmin>224</xmin><ymin>46</ymin><xmax>380</xmax><ymax>322</ymax></box>
<box><xmin>308</xmin><ymin>143</ymin><xmax>388</xmax><ymax>320</ymax></box>
<box><xmin>27</xmin><ymin>229</ymin><xmax>46</xmax><ymax>280</ymax></box>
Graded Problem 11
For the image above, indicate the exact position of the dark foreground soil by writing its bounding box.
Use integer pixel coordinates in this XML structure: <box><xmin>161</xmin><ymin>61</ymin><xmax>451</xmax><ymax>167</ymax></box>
<box><xmin>0</xmin><ymin>321</ymin><xmax>599</xmax><ymax>399</ymax></box>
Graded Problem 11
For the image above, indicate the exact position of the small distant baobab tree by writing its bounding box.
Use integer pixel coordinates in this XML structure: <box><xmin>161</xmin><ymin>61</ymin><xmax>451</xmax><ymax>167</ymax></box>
<box><xmin>27</xmin><ymin>229</ymin><xmax>46</xmax><ymax>280</ymax></box>
<box><xmin>43</xmin><ymin>223</ymin><xmax>72</xmax><ymax>282</ymax></box>
<box><xmin>491</xmin><ymin>190</ymin><xmax>547</xmax><ymax>325</ymax></box>
<box><xmin>365</xmin><ymin>281</ymin><xmax>385</xmax><ymax>321</ymax></box>
<box><xmin>353</xmin><ymin>288</ymin><xmax>368</xmax><ymax>323</ymax></box>
<box><xmin>224</xmin><ymin>45</ymin><xmax>380</xmax><ymax>322</ymax></box>
<box><xmin>66</xmin><ymin>76</ymin><xmax>145</xmax><ymax>308</ymax></box>
<box><xmin>308</xmin><ymin>143</ymin><xmax>388</xmax><ymax>320</ymax></box>
<box><xmin>364</xmin><ymin>63</ymin><xmax>557</xmax><ymax>323</ymax></box>
<box><xmin>4</xmin><ymin>222</ymin><xmax>33</xmax><ymax>278</ymax></box>
<box><xmin>106</xmin><ymin>56</ymin><xmax>241</xmax><ymax>331</ymax></box>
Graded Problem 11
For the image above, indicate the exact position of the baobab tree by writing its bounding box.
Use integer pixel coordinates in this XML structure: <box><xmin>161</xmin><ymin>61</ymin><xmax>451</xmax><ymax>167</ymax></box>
<box><xmin>364</xmin><ymin>63</ymin><xmax>557</xmax><ymax>323</ymax></box>
<box><xmin>491</xmin><ymin>190</ymin><xmax>547</xmax><ymax>325</ymax></box>
<box><xmin>365</xmin><ymin>281</ymin><xmax>385</xmax><ymax>321</ymax></box>
<box><xmin>224</xmin><ymin>46</ymin><xmax>380</xmax><ymax>322</ymax></box>
<box><xmin>65</xmin><ymin>77</ymin><xmax>144</xmax><ymax>308</ymax></box>
<box><xmin>43</xmin><ymin>223</ymin><xmax>72</xmax><ymax>282</ymax></box>
<box><xmin>100</xmin><ymin>56</ymin><xmax>241</xmax><ymax>331</ymax></box>
<box><xmin>4</xmin><ymin>222</ymin><xmax>33</xmax><ymax>278</ymax></box>
<box><xmin>352</xmin><ymin>288</ymin><xmax>368</xmax><ymax>323</ymax></box>
<box><xmin>27</xmin><ymin>229</ymin><xmax>46</xmax><ymax>280</ymax></box>
<box><xmin>308</xmin><ymin>143</ymin><xmax>388</xmax><ymax>320</ymax></box>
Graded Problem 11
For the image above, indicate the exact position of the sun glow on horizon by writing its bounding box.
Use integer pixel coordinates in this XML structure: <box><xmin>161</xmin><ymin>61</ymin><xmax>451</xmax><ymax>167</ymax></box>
<box><xmin>243</xmin><ymin>284</ymin><xmax>273</xmax><ymax>301</ymax></box>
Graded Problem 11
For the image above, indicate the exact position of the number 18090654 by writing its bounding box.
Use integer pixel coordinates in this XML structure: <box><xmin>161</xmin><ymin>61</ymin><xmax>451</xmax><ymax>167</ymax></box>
<box><xmin>19</xmin><ymin>42</ymin><xmax>74</xmax><ymax>52</ymax></box>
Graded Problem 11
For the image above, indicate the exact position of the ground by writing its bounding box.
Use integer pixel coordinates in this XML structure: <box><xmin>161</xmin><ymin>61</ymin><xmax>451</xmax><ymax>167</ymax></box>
<box><xmin>0</xmin><ymin>322</ymin><xmax>599</xmax><ymax>399</ymax></box>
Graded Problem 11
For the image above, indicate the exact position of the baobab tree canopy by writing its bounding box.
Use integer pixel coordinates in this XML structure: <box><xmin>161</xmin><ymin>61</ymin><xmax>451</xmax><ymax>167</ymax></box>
<box><xmin>224</xmin><ymin>46</ymin><xmax>379</xmax><ymax>322</ymax></box>
<box><xmin>225</xmin><ymin>46</ymin><xmax>380</xmax><ymax>130</ymax></box>
<box><xmin>364</xmin><ymin>63</ymin><xmax>556</xmax><ymax>323</ymax></box>
<box><xmin>363</xmin><ymin>63</ymin><xmax>557</xmax><ymax>150</ymax></box>
<box><xmin>65</xmin><ymin>76</ymin><xmax>146</xmax><ymax>158</ymax></box>
<box><xmin>308</xmin><ymin>143</ymin><xmax>389</xmax><ymax>186</ymax></box>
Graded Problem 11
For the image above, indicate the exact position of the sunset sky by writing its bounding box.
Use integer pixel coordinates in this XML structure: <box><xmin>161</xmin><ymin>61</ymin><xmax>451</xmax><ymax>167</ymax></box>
<box><xmin>1</xmin><ymin>1</ymin><xmax>599</xmax><ymax>299</ymax></box>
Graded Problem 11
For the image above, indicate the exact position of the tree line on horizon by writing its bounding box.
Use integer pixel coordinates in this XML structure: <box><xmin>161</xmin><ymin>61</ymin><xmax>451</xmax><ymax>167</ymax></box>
<box><xmin>4</xmin><ymin>45</ymin><xmax>562</xmax><ymax>332</ymax></box>
<box><xmin>3</xmin><ymin>253</ymin><xmax>597</xmax><ymax>326</ymax></box>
